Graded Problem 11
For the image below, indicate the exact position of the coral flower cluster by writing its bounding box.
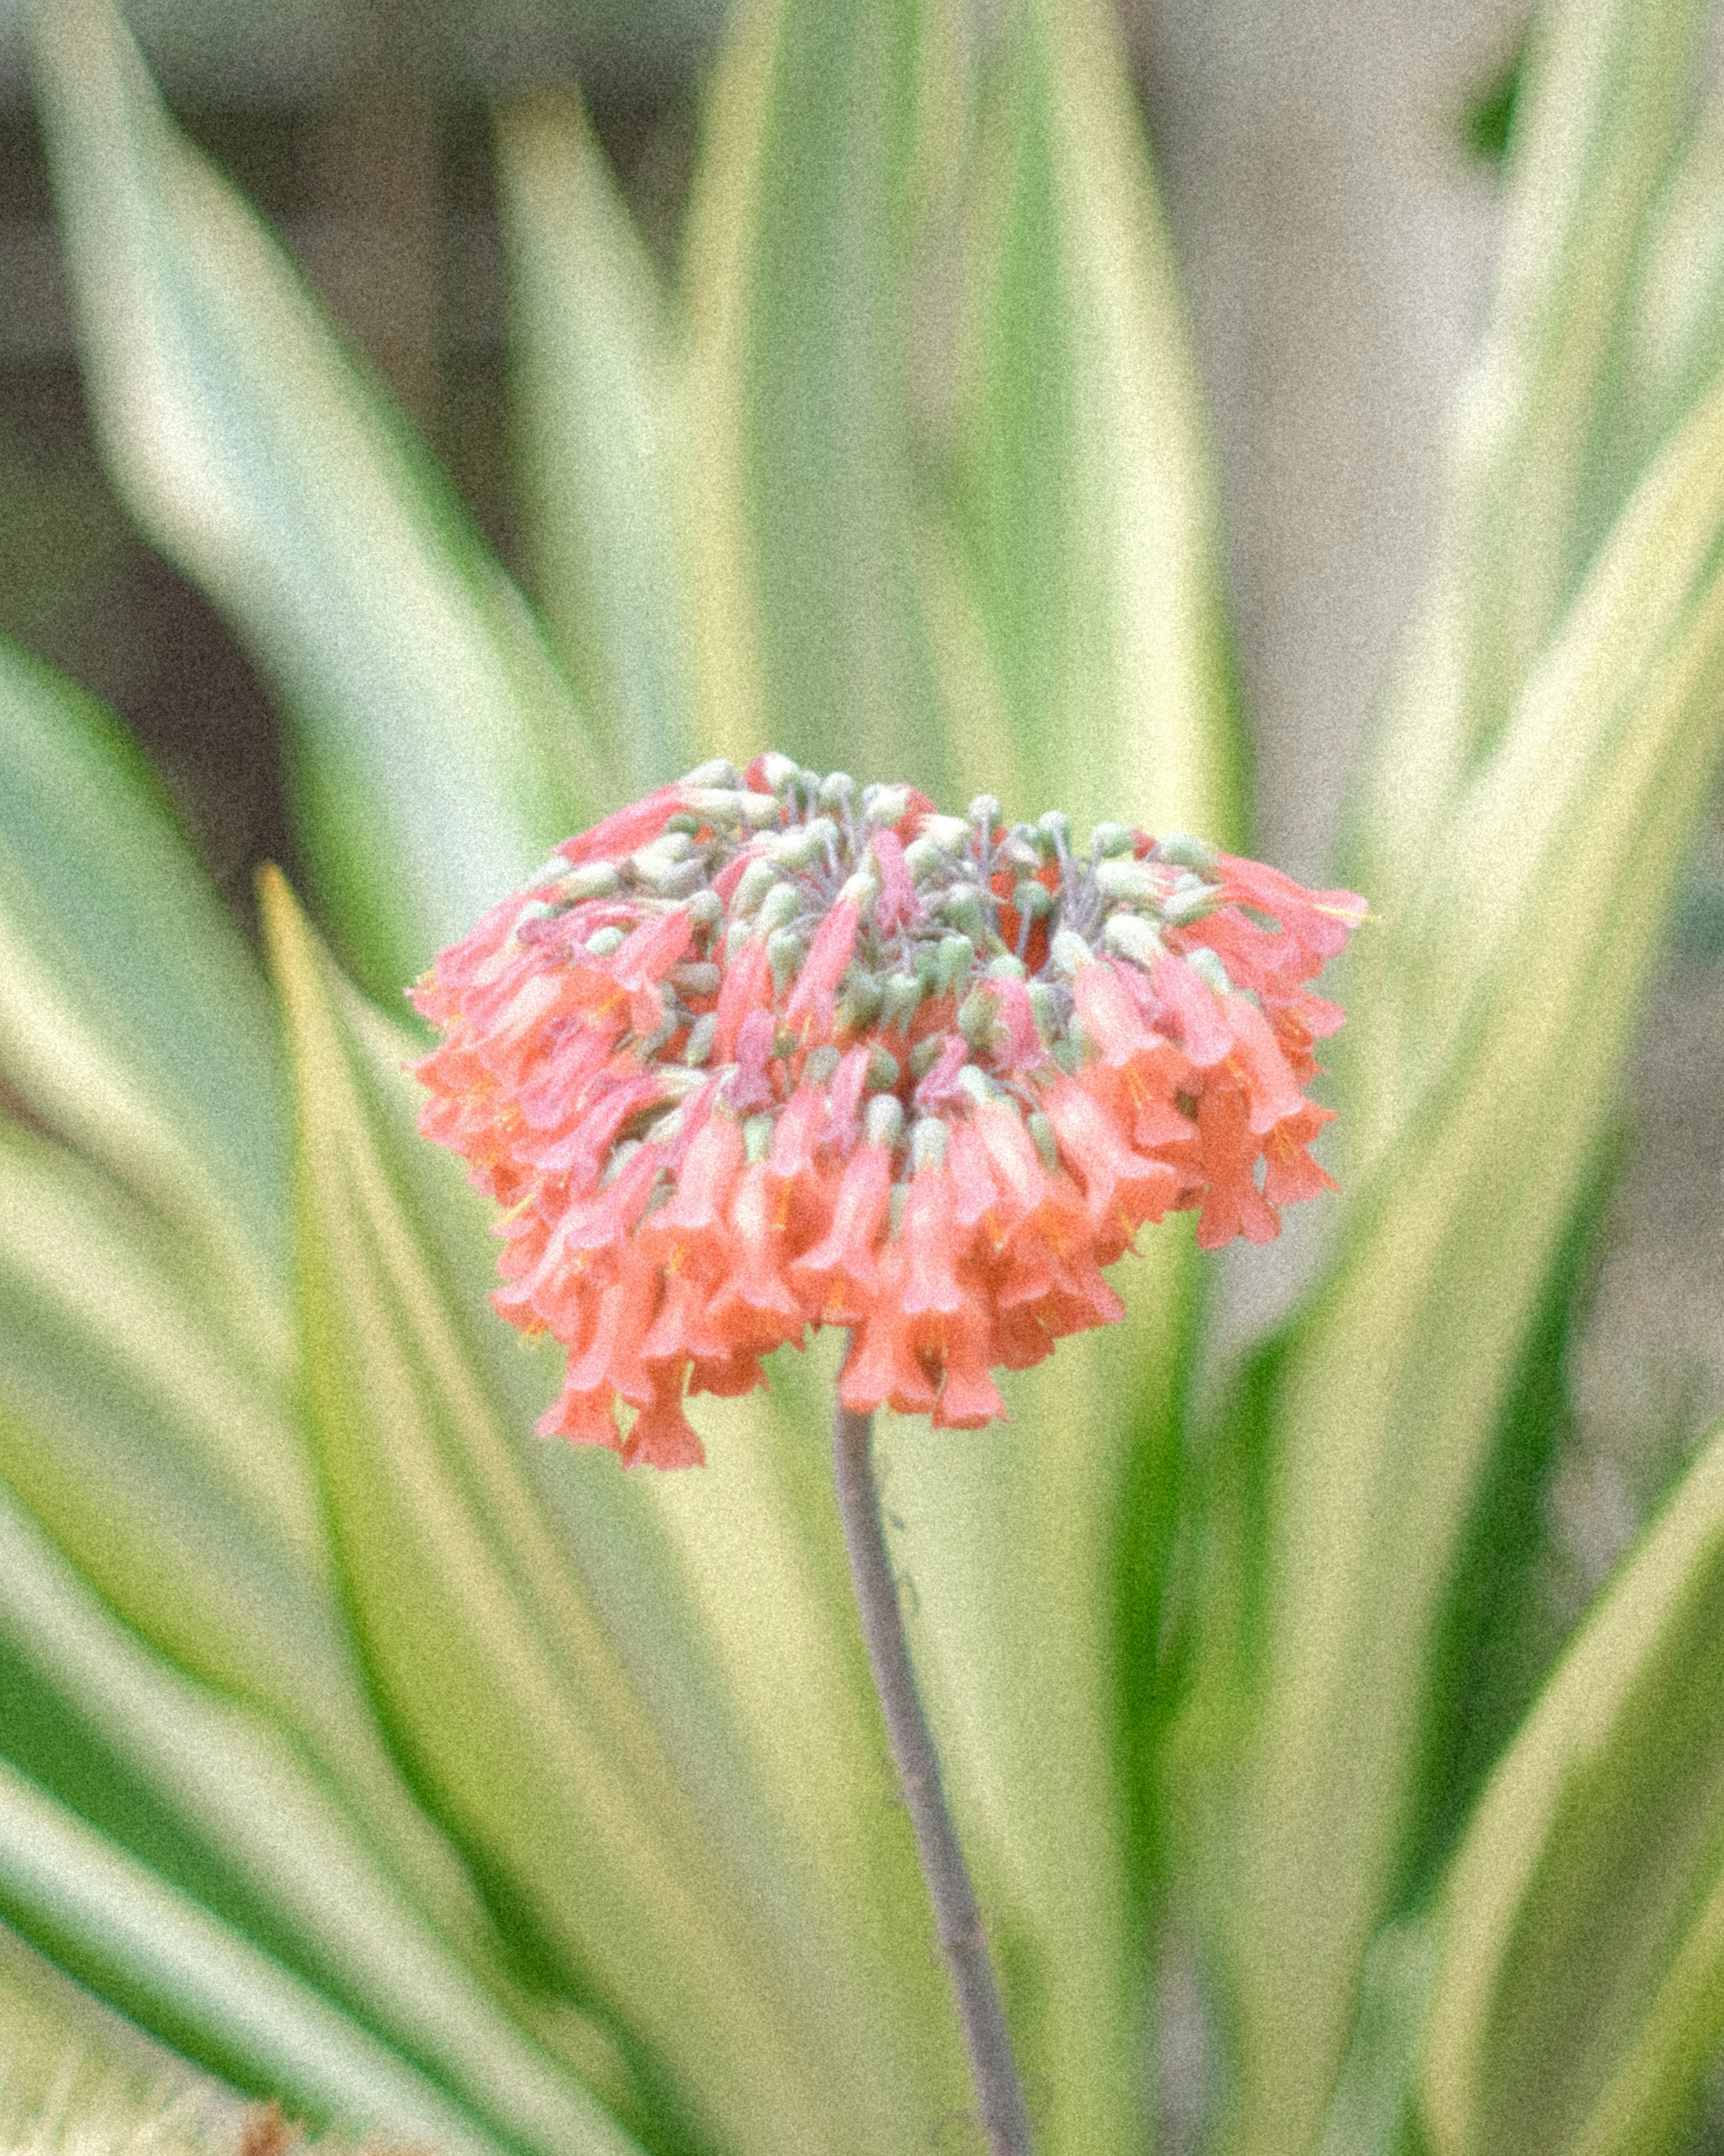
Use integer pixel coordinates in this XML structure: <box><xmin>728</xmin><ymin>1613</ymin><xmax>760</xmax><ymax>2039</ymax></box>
<box><xmin>413</xmin><ymin>756</ymin><xmax>1364</xmax><ymax>1466</ymax></box>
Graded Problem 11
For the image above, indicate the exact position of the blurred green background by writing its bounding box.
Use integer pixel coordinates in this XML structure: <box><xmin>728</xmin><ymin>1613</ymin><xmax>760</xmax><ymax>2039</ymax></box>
<box><xmin>12</xmin><ymin>2</ymin><xmax>1724</xmax><ymax>2144</ymax></box>
<box><xmin>3</xmin><ymin>0</ymin><xmax>1719</xmax><ymax>1759</ymax></box>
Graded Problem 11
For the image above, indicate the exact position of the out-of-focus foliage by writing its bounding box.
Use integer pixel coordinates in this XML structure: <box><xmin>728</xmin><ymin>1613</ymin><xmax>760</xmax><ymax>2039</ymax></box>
<box><xmin>7</xmin><ymin>0</ymin><xmax>1724</xmax><ymax>2153</ymax></box>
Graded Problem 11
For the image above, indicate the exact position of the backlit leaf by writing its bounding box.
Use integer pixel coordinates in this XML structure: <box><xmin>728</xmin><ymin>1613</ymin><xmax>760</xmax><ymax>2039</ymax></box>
<box><xmin>263</xmin><ymin>868</ymin><xmax>966</xmax><ymax>2156</ymax></box>
<box><xmin>951</xmin><ymin>0</ymin><xmax>1241</xmax><ymax>845</ymax></box>
<box><xmin>497</xmin><ymin>93</ymin><xmax>693</xmax><ymax>798</ymax></box>
<box><xmin>1186</xmin><ymin>359</ymin><xmax>1724</xmax><ymax>2156</ymax></box>
<box><xmin>1421</xmin><ymin>1416</ymin><xmax>1724</xmax><ymax>2156</ymax></box>
<box><xmin>31</xmin><ymin>0</ymin><xmax>611</xmax><ymax>997</ymax></box>
<box><xmin>0</xmin><ymin>640</ymin><xmax>286</xmax><ymax>1372</ymax></box>
<box><xmin>680</xmin><ymin>0</ymin><xmax>957</xmax><ymax>792</ymax></box>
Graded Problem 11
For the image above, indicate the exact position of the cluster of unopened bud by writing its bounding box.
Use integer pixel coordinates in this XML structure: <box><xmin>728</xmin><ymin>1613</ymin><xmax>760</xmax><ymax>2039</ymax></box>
<box><xmin>413</xmin><ymin>753</ymin><xmax>1363</xmax><ymax>1464</ymax></box>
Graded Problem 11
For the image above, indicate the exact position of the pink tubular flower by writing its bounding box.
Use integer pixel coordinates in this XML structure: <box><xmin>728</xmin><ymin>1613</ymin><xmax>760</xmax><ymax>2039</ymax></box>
<box><xmin>413</xmin><ymin>759</ymin><xmax>1363</xmax><ymax>1464</ymax></box>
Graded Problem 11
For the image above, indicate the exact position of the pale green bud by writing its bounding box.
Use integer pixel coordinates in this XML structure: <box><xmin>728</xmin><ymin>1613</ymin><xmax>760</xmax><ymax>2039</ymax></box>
<box><xmin>1050</xmin><ymin>930</ymin><xmax>1092</xmax><ymax>977</ymax></box>
<box><xmin>1095</xmin><ymin>857</ymin><xmax>1162</xmax><ymax>904</ymax></box>
<box><xmin>958</xmin><ymin>987</ymin><xmax>999</xmax><ymax>1046</ymax></box>
<box><xmin>1103</xmin><ymin>913</ymin><xmax>1165</xmax><ymax>968</ymax></box>
<box><xmin>768</xmin><ymin>930</ymin><xmax>805</xmax><ymax>993</ymax></box>
<box><xmin>734</xmin><ymin>858</ymin><xmax>780</xmax><ymax>915</ymax></box>
<box><xmin>757</xmin><ymin>881</ymin><xmax>803</xmax><ymax>936</ymax></box>
<box><xmin>910</xmin><ymin>1117</ymin><xmax>948</xmax><ymax>1172</ymax></box>
<box><xmin>864</xmin><ymin>784</ymin><xmax>913</xmax><ymax>827</ymax></box>
<box><xmin>563</xmin><ymin>860</ymin><xmax>620</xmax><ymax>900</ymax></box>
<box><xmin>936</xmin><ymin>934</ymin><xmax>976</xmax><ymax>993</ymax></box>
<box><xmin>882</xmin><ymin>973</ymin><xmax>924</xmax><ymax>1031</ymax></box>
<box><xmin>902</xmin><ymin>837</ymin><xmax>946</xmax><ymax>879</ymax></box>
<box><xmin>866</xmin><ymin>1094</ymin><xmax>905</xmax><ymax>1150</ymax></box>
<box><xmin>1156</xmin><ymin>831</ymin><xmax>1219</xmax><ymax>872</ymax></box>
<box><xmin>1187</xmin><ymin>947</ymin><xmax>1233</xmax><ymax>996</ymax></box>
<box><xmin>680</xmin><ymin>758</ymin><xmax>742</xmax><ymax>788</ymax></box>
<box><xmin>1012</xmin><ymin>878</ymin><xmax>1052</xmax><ymax>919</ymax></box>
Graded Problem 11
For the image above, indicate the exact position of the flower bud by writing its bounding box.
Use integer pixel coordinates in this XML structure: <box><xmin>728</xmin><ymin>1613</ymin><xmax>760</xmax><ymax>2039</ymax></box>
<box><xmin>1012</xmin><ymin>878</ymin><xmax>1052</xmax><ymax>919</ymax></box>
<box><xmin>1088</xmin><ymin>821</ymin><xmax>1134</xmax><ymax>858</ymax></box>
<box><xmin>1095</xmin><ymin>857</ymin><xmax>1162</xmax><ymax>904</ymax></box>
<box><xmin>1050</xmin><ymin>930</ymin><xmax>1092</xmax><ymax>976</ymax></box>
<box><xmin>902</xmin><ymin>837</ymin><xmax>946</xmax><ymax>879</ymax></box>
<box><xmin>958</xmin><ymin>987</ymin><xmax>999</xmax><ymax>1046</ymax></box>
<box><xmin>1103</xmin><ymin>913</ymin><xmax>1165</xmax><ymax>968</ymax></box>
<box><xmin>910</xmin><ymin>1117</ymin><xmax>948</xmax><ymax>1172</ymax></box>
<box><xmin>882</xmin><ymin>973</ymin><xmax>924</xmax><ymax>1031</ymax></box>
<box><xmin>1161</xmin><ymin>877</ymin><xmax>1222</xmax><ymax>926</ymax></box>
<box><xmin>936</xmin><ymin>934</ymin><xmax>976</xmax><ymax>993</ymax></box>
<box><xmin>767</xmin><ymin>930</ymin><xmax>805</xmax><ymax>993</ymax></box>
<box><xmin>734</xmin><ymin>858</ymin><xmax>779</xmax><ymax>915</ymax></box>
<box><xmin>1155</xmin><ymin>831</ymin><xmax>1219</xmax><ymax>872</ymax></box>
<box><xmin>864</xmin><ymin>784</ymin><xmax>912</xmax><ymax>827</ymax></box>
<box><xmin>563</xmin><ymin>860</ymin><xmax>620</xmax><ymax>900</ymax></box>
<box><xmin>923</xmin><ymin>814</ymin><xmax>972</xmax><ymax>853</ymax></box>
<box><xmin>1186</xmin><ymin>947</ymin><xmax>1233</xmax><ymax>996</ymax></box>
<box><xmin>757</xmin><ymin>882</ymin><xmax>802</xmax><ymax>936</ymax></box>
<box><xmin>866</xmin><ymin>1094</ymin><xmax>905</xmax><ymax>1150</ymax></box>
<box><xmin>681</xmin><ymin>758</ymin><xmax>742</xmax><ymax>789</ymax></box>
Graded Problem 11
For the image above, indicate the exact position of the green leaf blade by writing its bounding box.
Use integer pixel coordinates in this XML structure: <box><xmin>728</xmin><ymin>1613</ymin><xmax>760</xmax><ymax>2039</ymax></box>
<box><xmin>1421</xmin><ymin>1419</ymin><xmax>1724</xmax><ymax>2156</ymax></box>
<box><xmin>264</xmin><ymin>869</ymin><xmax>964</xmax><ymax>2156</ymax></box>
<box><xmin>31</xmin><ymin>0</ymin><xmax>611</xmax><ymax>996</ymax></box>
<box><xmin>0</xmin><ymin>640</ymin><xmax>287</xmax><ymax>1369</ymax></box>
<box><xmin>953</xmin><ymin>0</ymin><xmax>1243</xmax><ymax>845</ymax></box>
<box><xmin>682</xmin><ymin>0</ymin><xmax>957</xmax><ymax>793</ymax></box>
<box><xmin>498</xmin><ymin>94</ymin><xmax>694</xmax><ymax>799</ymax></box>
<box><xmin>1186</xmin><ymin>358</ymin><xmax>1724</xmax><ymax>2156</ymax></box>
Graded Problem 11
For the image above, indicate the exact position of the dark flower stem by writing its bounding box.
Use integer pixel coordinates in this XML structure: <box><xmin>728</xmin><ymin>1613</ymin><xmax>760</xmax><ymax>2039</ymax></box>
<box><xmin>831</xmin><ymin>1395</ymin><xmax>1034</xmax><ymax>2155</ymax></box>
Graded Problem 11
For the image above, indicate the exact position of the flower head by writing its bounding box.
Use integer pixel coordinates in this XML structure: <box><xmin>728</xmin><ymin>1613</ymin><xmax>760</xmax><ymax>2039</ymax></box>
<box><xmin>413</xmin><ymin>756</ymin><xmax>1365</xmax><ymax>1465</ymax></box>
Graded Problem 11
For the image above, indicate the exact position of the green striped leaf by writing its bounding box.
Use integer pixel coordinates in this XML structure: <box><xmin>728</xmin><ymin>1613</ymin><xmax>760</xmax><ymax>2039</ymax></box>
<box><xmin>497</xmin><ymin>94</ymin><xmax>693</xmax><ymax>799</ymax></box>
<box><xmin>0</xmin><ymin>641</ymin><xmax>286</xmax><ymax>1373</ymax></box>
<box><xmin>1347</xmin><ymin>0</ymin><xmax>1705</xmax><ymax>1025</ymax></box>
<box><xmin>1186</xmin><ymin>359</ymin><xmax>1724</xmax><ymax>2156</ymax></box>
<box><xmin>875</xmin><ymin>1242</ymin><xmax>1195</xmax><ymax>2156</ymax></box>
<box><xmin>0</xmin><ymin>1475</ymin><xmax>648</xmax><ymax>2156</ymax></box>
<box><xmin>0</xmin><ymin>1116</ymin><xmax>323</xmax><ymax>1710</ymax></box>
<box><xmin>0</xmin><ymin>1916</ymin><xmax>240</xmax><ymax>2146</ymax></box>
<box><xmin>1421</xmin><ymin>1416</ymin><xmax>1724</xmax><ymax>2156</ymax></box>
<box><xmin>263</xmin><ymin>869</ymin><xmax>964</xmax><ymax>2156</ymax></box>
<box><xmin>0</xmin><ymin>1754</ymin><xmax>611</xmax><ymax>2156</ymax></box>
<box><xmin>950</xmin><ymin>0</ymin><xmax>1241</xmax><ymax>845</ymax></box>
<box><xmin>680</xmin><ymin>0</ymin><xmax>958</xmax><ymax>792</ymax></box>
<box><xmin>30</xmin><ymin>0</ymin><xmax>610</xmax><ymax>998</ymax></box>
<box><xmin>1623</xmin><ymin>105</ymin><xmax>1724</xmax><ymax>482</ymax></box>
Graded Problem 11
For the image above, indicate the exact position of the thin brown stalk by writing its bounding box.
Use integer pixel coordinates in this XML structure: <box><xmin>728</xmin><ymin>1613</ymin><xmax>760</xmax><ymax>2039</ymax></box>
<box><xmin>831</xmin><ymin>1395</ymin><xmax>1033</xmax><ymax>2156</ymax></box>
